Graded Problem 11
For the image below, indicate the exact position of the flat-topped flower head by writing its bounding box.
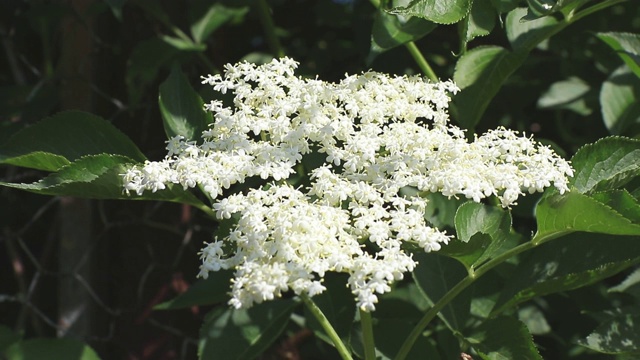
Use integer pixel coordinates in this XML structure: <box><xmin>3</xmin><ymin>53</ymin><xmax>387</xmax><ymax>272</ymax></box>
<box><xmin>123</xmin><ymin>57</ymin><xmax>573</xmax><ymax>311</ymax></box>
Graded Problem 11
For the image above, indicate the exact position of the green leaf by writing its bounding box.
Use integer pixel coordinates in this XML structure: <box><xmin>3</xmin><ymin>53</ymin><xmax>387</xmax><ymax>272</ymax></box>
<box><xmin>4</xmin><ymin>338</ymin><xmax>101</xmax><ymax>360</ymax></box>
<box><xmin>155</xmin><ymin>270</ymin><xmax>233</xmax><ymax>310</ymax></box>
<box><xmin>600</xmin><ymin>66</ymin><xmax>640</xmax><ymax>135</ymax></box>
<box><xmin>199</xmin><ymin>299</ymin><xmax>296</xmax><ymax>360</ymax></box>
<box><xmin>569</xmin><ymin>136</ymin><xmax>640</xmax><ymax>194</ymax></box>
<box><xmin>578</xmin><ymin>307</ymin><xmax>640</xmax><ymax>354</ymax></box>
<box><xmin>453</xmin><ymin>46</ymin><xmax>526</xmax><ymax>129</ymax></box>
<box><xmin>537</xmin><ymin>77</ymin><xmax>593</xmax><ymax>115</ymax></box>
<box><xmin>412</xmin><ymin>253</ymin><xmax>470</xmax><ymax>331</ymax></box>
<box><xmin>453</xmin><ymin>7</ymin><xmax>566</xmax><ymax>129</ymax></box>
<box><xmin>389</xmin><ymin>0</ymin><xmax>473</xmax><ymax>25</ymax></box>
<box><xmin>0</xmin><ymin>111</ymin><xmax>146</xmax><ymax>171</ymax></box>
<box><xmin>461</xmin><ymin>0</ymin><xmax>496</xmax><ymax>44</ymax></box>
<box><xmin>596</xmin><ymin>32</ymin><xmax>640</xmax><ymax>79</ymax></box>
<box><xmin>490</xmin><ymin>0</ymin><xmax>520</xmax><ymax>14</ymax></box>
<box><xmin>160</xmin><ymin>35</ymin><xmax>206</xmax><ymax>52</ymax></box>
<box><xmin>159</xmin><ymin>64</ymin><xmax>211</xmax><ymax>141</ymax></box>
<box><xmin>609</xmin><ymin>267</ymin><xmax>640</xmax><ymax>299</ymax></box>
<box><xmin>536</xmin><ymin>191</ymin><xmax>640</xmax><ymax>239</ymax></box>
<box><xmin>492</xmin><ymin>232</ymin><xmax>640</xmax><ymax>314</ymax></box>
<box><xmin>590</xmin><ymin>189</ymin><xmax>640</xmax><ymax>224</ymax></box>
<box><xmin>190</xmin><ymin>3</ymin><xmax>249</xmax><ymax>44</ymax></box>
<box><xmin>506</xmin><ymin>7</ymin><xmax>559</xmax><ymax>53</ymax></box>
<box><xmin>370</xmin><ymin>8</ymin><xmax>436</xmax><ymax>61</ymax></box>
<box><xmin>467</xmin><ymin>316</ymin><xmax>542</xmax><ymax>359</ymax></box>
<box><xmin>451</xmin><ymin>202</ymin><xmax>513</xmax><ymax>267</ymax></box>
<box><xmin>0</xmin><ymin>154</ymin><xmax>207</xmax><ymax>208</ymax></box>
<box><xmin>0</xmin><ymin>325</ymin><xmax>21</xmax><ymax>353</ymax></box>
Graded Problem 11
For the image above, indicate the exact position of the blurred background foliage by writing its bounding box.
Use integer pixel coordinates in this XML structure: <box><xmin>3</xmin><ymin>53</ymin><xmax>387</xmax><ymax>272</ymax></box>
<box><xmin>1</xmin><ymin>0</ymin><xmax>639</xmax><ymax>359</ymax></box>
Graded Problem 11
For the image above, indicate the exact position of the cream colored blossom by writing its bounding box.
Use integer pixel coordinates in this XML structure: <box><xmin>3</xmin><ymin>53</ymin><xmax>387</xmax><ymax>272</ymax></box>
<box><xmin>123</xmin><ymin>57</ymin><xmax>573</xmax><ymax>311</ymax></box>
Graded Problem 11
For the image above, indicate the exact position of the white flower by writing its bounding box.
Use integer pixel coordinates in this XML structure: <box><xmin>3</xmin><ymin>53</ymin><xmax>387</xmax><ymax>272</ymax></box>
<box><xmin>123</xmin><ymin>57</ymin><xmax>573</xmax><ymax>311</ymax></box>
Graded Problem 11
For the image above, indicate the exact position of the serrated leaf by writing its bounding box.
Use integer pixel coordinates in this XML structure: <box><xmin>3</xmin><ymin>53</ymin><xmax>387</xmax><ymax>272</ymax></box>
<box><xmin>590</xmin><ymin>189</ymin><xmax>640</xmax><ymax>224</ymax></box>
<box><xmin>453</xmin><ymin>46</ymin><xmax>526</xmax><ymax>129</ymax></box>
<box><xmin>536</xmin><ymin>191</ymin><xmax>640</xmax><ymax>239</ymax></box>
<box><xmin>1</xmin><ymin>154</ymin><xmax>207</xmax><ymax>208</ymax></box>
<box><xmin>600</xmin><ymin>66</ymin><xmax>640</xmax><ymax>135</ymax></box>
<box><xmin>412</xmin><ymin>253</ymin><xmax>470</xmax><ymax>331</ymax></box>
<box><xmin>389</xmin><ymin>0</ymin><xmax>473</xmax><ymax>25</ymax></box>
<box><xmin>0</xmin><ymin>111</ymin><xmax>146</xmax><ymax>171</ymax></box>
<box><xmin>199</xmin><ymin>299</ymin><xmax>296</xmax><ymax>360</ymax></box>
<box><xmin>518</xmin><ymin>305</ymin><xmax>551</xmax><ymax>335</ymax></box>
<box><xmin>463</xmin><ymin>0</ymin><xmax>496</xmax><ymax>44</ymax></box>
<box><xmin>4</xmin><ymin>338</ymin><xmax>100</xmax><ymax>360</ymax></box>
<box><xmin>492</xmin><ymin>232</ymin><xmax>640</xmax><ymax>315</ymax></box>
<box><xmin>370</xmin><ymin>8</ymin><xmax>436</xmax><ymax>61</ymax></box>
<box><xmin>190</xmin><ymin>3</ymin><xmax>249</xmax><ymax>44</ymax></box>
<box><xmin>578</xmin><ymin>308</ymin><xmax>640</xmax><ymax>354</ymax></box>
<box><xmin>570</xmin><ymin>136</ymin><xmax>640</xmax><ymax>194</ymax></box>
<box><xmin>467</xmin><ymin>316</ymin><xmax>542</xmax><ymax>360</ymax></box>
<box><xmin>596</xmin><ymin>32</ymin><xmax>640</xmax><ymax>79</ymax></box>
<box><xmin>451</xmin><ymin>202</ymin><xmax>513</xmax><ymax>267</ymax></box>
<box><xmin>537</xmin><ymin>77</ymin><xmax>593</xmax><ymax>115</ymax></box>
<box><xmin>155</xmin><ymin>270</ymin><xmax>233</xmax><ymax>310</ymax></box>
<box><xmin>159</xmin><ymin>64</ymin><xmax>211</xmax><ymax>141</ymax></box>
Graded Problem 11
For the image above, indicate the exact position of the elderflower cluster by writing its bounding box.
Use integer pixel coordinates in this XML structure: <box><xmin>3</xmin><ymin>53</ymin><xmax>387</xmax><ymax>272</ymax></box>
<box><xmin>122</xmin><ymin>57</ymin><xmax>573</xmax><ymax>311</ymax></box>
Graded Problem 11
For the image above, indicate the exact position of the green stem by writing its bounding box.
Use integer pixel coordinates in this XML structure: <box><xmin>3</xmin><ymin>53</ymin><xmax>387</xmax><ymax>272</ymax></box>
<box><xmin>256</xmin><ymin>0</ymin><xmax>285</xmax><ymax>58</ymax></box>
<box><xmin>394</xmin><ymin>229</ymin><xmax>568</xmax><ymax>360</ymax></box>
<box><xmin>301</xmin><ymin>294</ymin><xmax>353</xmax><ymax>360</ymax></box>
<box><xmin>404</xmin><ymin>42</ymin><xmax>438</xmax><ymax>82</ymax></box>
<box><xmin>360</xmin><ymin>309</ymin><xmax>376</xmax><ymax>360</ymax></box>
<box><xmin>566</xmin><ymin>0</ymin><xmax>628</xmax><ymax>22</ymax></box>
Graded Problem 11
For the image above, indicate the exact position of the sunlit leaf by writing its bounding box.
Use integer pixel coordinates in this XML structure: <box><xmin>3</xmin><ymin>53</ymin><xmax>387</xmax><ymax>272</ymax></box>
<box><xmin>569</xmin><ymin>136</ymin><xmax>640</xmax><ymax>194</ymax></box>
<box><xmin>506</xmin><ymin>7</ymin><xmax>559</xmax><ymax>52</ymax></box>
<box><xmin>0</xmin><ymin>111</ymin><xmax>146</xmax><ymax>171</ymax></box>
<box><xmin>453</xmin><ymin>46</ymin><xmax>526</xmax><ymax>129</ymax></box>
<box><xmin>462</xmin><ymin>0</ymin><xmax>495</xmax><ymax>44</ymax></box>
<box><xmin>389</xmin><ymin>0</ymin><xmax>473</xmax><ymax>25</ymax></box>
<box><xmin>600</xmin><ymin>66</ymin><xmax>640</xmax><ymax>135</ymax></box>
<box><xmin>1</xmin><ymin>154</ymin><xmax>207</xmax><ymax>207</ymax></box>
<box><xmin>537</xmin><ymin>77</ymin><xmax>593</xmax><ymax>115</ymax></box>
<box><xmin>190</xmin><ymin>3</ymin><xmax>249</xmax><ymax>44</ymax></box>
<box><xmin>578</xmin><ymin>308</ymin><xmax>640</xmax><ymax>354</ymax></box>
<box><xmin>536</xmin><ymin>191</ymin><xmax>640</xmax><ymax>239</ymax></box>
<box><xmin>448</xmin><ymin>202</ymin><xmax>512</xmax><ymax>268</ymax></box>
<box><xmin>596</xmin><ymin>32</ymin><xmax>640</xmax><ymax>79</ymax></box>
<box><xmin>370</xmin><ymin>7</ymin><xmax>436</xmax><ymax>61</ymax></box>
<box><xmin>159</xmin><ymin>64</ymin><xmax>211</xmax><ymax>141</ymax></box>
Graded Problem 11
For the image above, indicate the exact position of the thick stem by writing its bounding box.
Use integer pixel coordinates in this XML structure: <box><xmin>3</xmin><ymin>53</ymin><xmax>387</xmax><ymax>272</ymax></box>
<box><xmin>301</xmin><ymin>294</ymin><xmax>353</xmax><ymax>360</ymax></box>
